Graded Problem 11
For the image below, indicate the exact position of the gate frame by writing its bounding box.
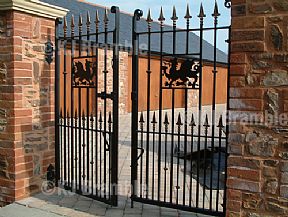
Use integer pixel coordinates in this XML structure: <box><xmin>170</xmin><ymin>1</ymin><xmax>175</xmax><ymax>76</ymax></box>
<box><xmin>130</xmin><ymin>6</ymin><xmax>231</xmax><ymax>217</ymax></box>
<box><xmin>54</xmin><ymin>6</ymin><xmax>120</xmax><ymax>207</ymax></box>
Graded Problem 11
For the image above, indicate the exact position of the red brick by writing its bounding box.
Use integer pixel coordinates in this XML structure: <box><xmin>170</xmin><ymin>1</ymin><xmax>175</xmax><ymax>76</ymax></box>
<box><xmin>227</xmin><ymin>199</ymin><xmax>242</xmax><ymax>212</ymax></box>
<box><xmin>227</xmin><ymin>178</ymin><xmax>261</xmax><ymax>192</ymax></box>
<box><xmin>230</xmin><ymin>88</ymin><xmax>264</xmax><ymax>99</ymax></box>
<box><xmin>9</xmin><ymin>69</ymin><xmax>32</xmax><ymax>78</ymax></box>
<box><xmin>231</xmin><ymin>42</ymin><xmax>265</xmax><ymax>52</ymax></box>
<box><xmin>9</xmin><ymin>109</ymin><xmax>32</xmax><ymax>117</ymax></box>
<box><xmin>232</xmin><ymin>16</ymin><xmax>265</xmax><ymax>29</ymax></box>
<box><xmin>230</xmin><ymin>99</ymin><xmax>264</xmax><ymax>111</ymax></box>
<box><xmin>232</xmin><ymin>30</ymin><xmax>265</xmax><ymax>41</ymax></box>
<box><xmin>230</xmin><ymin>65</ymin><xmax>247</xmax><ymax>76</ymax></box>
<box><xmin>227</xmin><ymin>189</ymin><xmax>242</xmax><ymax>201</ymax></box>
<box><xmin>230</xmin><ymin>76</ymin><xmax>246</xmax><ymax>87</ymax></box>
<box><xmin>228</xmin><ymin>168</ymin><xmax>260</xmax><ymax>181</ymax></box>
<box><xmin>231</xmin><ymin>53</ymin><xmax>247</xmax><ymax>64</ymax></box>
<box><xmin>228</xmin><ymin>156</ymin><xmax>261</xmax><ymax>169</ymax></box>
<box><xmin>11</xmin><ymin>62</ymin><xmax>32</xmax><ymax>71</ymax></box>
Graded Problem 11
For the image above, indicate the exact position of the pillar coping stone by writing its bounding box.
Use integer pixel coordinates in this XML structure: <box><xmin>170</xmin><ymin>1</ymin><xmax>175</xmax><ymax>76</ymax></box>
<box><xmin>0</xmin><ymin>0</ymin><xmax>68</xmax><ymax>19</ymax></box>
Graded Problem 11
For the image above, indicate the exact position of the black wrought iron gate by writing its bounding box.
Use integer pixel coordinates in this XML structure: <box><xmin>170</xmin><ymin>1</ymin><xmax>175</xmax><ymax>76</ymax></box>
<box><xmin>131</xmin><ymin>3</ymin><xmax>230</xmax><ymax>217</ymax></box>
<box><xmin>55</xmin><ymin>6</ymin><xmax>120</xmax><ymax>206</ymax></box>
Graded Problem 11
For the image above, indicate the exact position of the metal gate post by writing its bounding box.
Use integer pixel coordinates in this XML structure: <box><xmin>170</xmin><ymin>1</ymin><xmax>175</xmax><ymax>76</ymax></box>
<box><xmin>54</xmin><ymin>18</ymin><xmax>62</xmax><ymax>187</ymax></box>
<box><xmin>131</xmin><ymin>9</ymin><xmax>143</xmax><ymax>207</ymax></box>
<box><xmin>111</xmin><ymin>6</ymin><xmax>120</xmax><ymax>207</ymax></box>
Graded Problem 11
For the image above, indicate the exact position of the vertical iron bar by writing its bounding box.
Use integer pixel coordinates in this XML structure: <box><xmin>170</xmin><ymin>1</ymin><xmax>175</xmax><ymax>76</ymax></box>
<box><xmin>183</xmin><ymin>5</ymin><xmax>191</xmax><ymax>205</ymax></box>
<box><xmin>176</xmin><ymin>114</ymin><xmax>182</xmax><ymax>205</ymax></box>
<box><xmin>139</xmin><ymin>113</ymin><xmax>144</xmax><ymax>198</ymax></box>
<box><xmin>163</xmin><ymin>113</ymin><xmax>169</xmax><ymax>202</ymax></box>
<box><xmin>63</xmin><ymin>20</ymin><xmax>68</xmax><ymax>188</ymax></box>
<box><xmin>78</xmin><ymin>14</ymin><xmax>83</xmax><ymax>194</ymax></box>
<box><xmin>103</xmin><ymin>10</ymin><xmax>109</xmax><ymax>199</ymax></box>
<box><xmin>189</xmin><ymin>115</ymin><xmax>196</xmax><ymax>207</ymax></box>
<box><xmin>146</xmin><ymin>9</ymin><xmax>152</xmax><ymax>201</ymax></box>
<box><xmin>55</xmin><ymin>18</ymin><xmax>62</xmax><ymax>187</ymax></box>
<box><xmin>82</xmin><ymin>113</ymin><xmax>86</xmax><ymax>192</ymax></box>
<box><xmin>210</xmin><ymin>4</ymin><xmax>220</xmax><ymax>209</ymax></box>
<box><xmin>95</xmin><ymin>10</ymin><xmax>100</xmax><ymax>197</ymax></box>
<box><xmin>170</xmin><ymin>7</ymin><xmax>177</xmax><ymax>203</ymax></box>
<box><xmin>196</xmin><ymin>5</ymin><xmax>205</xmax><ymax>208</ymax></box>
<box><xmin>203</xmin><ymin>116</ymin><xmax>210</xmax><ymax>209</ymax></box>
<box><xmin>131</xmin><ymin>9</ymin><xmax>143</xmax><ymax>207</ymax></box>
<box><xmin>70</xmin><ymin>15</ymin><xmax>77</xmax><ymax>190</ymax></box>
<box><xmin>86</xmin><ymin>12</ymin><xmax>91</xmax><ymax>194</ymax></box>
<box><xmin>99</xmin><ymin>112</ymin><xmax>103</xmax><ymax>197</ymax></box>
<box><xmin>111</xmin><ymin>6</ymin><xmax>120</xmax><ymax>206</ymax></box>
<box><xmin>74</xmin><ymin>111</ymin><xmax>78</xmax><ymax>191</ymax></box>
<box><xmin>151</xmin><ymin>113</ymin><xmax>157</xmax><ymax>200</ymax></box>
<box><xmin>216</xmin><ymin>116</ymin><xmax>224</xmax><ymax>212</ymax></box>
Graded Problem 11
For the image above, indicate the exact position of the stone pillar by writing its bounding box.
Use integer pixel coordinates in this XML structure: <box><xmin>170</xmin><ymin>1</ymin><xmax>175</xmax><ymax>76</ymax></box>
<box><xmin>227</xmin><ymin>0</ymin><xmax>288</xmax><ymax>216</ymax></box>
<box><xmin>0</xmin><ymin>0</ymin><xmax>67</xmax><ymax>206</ymax></box>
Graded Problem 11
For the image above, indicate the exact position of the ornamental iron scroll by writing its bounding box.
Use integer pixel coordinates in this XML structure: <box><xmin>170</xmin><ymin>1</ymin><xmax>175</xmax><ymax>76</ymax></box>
<box><xmin>224</xmin><ymin>0</ymin><xmax>231</xmax><ymax>8</ymax></box>
<box><xmin>72</xmin><ymin>59</ymin><xmax>97</xmax><ymax>86</ymax></box>
<box><xmin>161</xmin><ymin>58</ymin><xmax>200</xmax><ymax>88</ymax></box>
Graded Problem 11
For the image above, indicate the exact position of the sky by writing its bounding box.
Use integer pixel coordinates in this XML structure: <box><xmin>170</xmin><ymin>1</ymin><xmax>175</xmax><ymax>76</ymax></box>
<box><xmin>86</xmin><ymin>0</ymin><xmax>231</xmax><ymax>52</ymax></box>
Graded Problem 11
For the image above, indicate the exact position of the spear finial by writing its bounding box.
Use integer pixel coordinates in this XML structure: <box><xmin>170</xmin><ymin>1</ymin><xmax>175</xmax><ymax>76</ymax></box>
<box><xmin>86</xmin><ymin>11</ymin><xmax>91</xmax><ymax>25</ymax></box>
<box><xmin>171</xmin><ymin>6</ymin><xmax>178</xmax><ymax>21</ymax></box>
<box><xmin>218</xmin><ymin>115</ymin><xmax>224</xmax><ymax>128</ymax></box>
<box><xmin>158</xmin><ymin>7</ymin><xmax>165</xmax><ymax>22</ymax></box>
<box><xmin>198</xmin><ymin>3</ymin><xmax>206</xmax><ymax>19</ymax></box>
<box><xmin>95</xmin><ymin>10</ymin><xmax>100</xmax><ymax>25</ymax></box>
<box><xmin>185</xmin><ymin>4</ymin><xmax>192</xmax><ymax>19</ymax></box>
<box><xmin>151</xmin><ymin>112</ymin><xmax>157</xmax><ymax>124</ymax></box>
<box><xmin>164</xmin><ymin>113</ymin><xmax>169</xmax><ymax>125</ymax></box>
<box><xmin>176</xmin><ymin>113</ymin><xmax>183</xmax><ymax>126</ymax></box>
<box><xmin>71</xmin><ymin>14</ymin><xmax>75</xmax><ymax>36</ymax></box>
<box><xmin>108</xmin><ymin>112</ymin><xmax>112</xmax><ymax>124</ymax></box>
<box><xmin>63</xmin><ymin>16</ymin><xmax>67</xmax><ymax>37</ymax></box>
<box><xmin>212</xmin><ymin>1</ymin><xmax>221</xmax><ymax>18</ymax></box>
<box><xmin>147</xmin><ymin>9</ymin><xmax>153</xmax><ymax>23</ymax></box>
<box><xmin>139</xmin><ymin>112</ymin><xmax>145</xmax><ymax>123</ymax></box>
<box><xmin>190</xmin><ymin>114</ymin><xmax>196</xmax><ymax>127</ymax></box>
<box><xmin>104</xmin><ymin>8</ymin><xmax>109</xmax><ymax>23</ymax></box>
<box><xmin>78</xmin><ymin>13</ymin><xmax>83</xmax><ymax>26</ymax></box>
<box><xmin>204</xmin><ymin>114</ymin><xmax>210</xmax><ymax>127</ymax></box>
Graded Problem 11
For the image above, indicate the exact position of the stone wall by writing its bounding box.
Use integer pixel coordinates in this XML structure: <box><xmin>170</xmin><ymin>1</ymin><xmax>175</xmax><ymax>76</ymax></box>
<box><xmin>227</xmin><ymin>0</ymin><xmax>288</xmax><ymax>216</ymax></box>
<box><xmin>0</xmin><ymin>10</ymin><xmax>56</xmax><ymax>206</ymax></box>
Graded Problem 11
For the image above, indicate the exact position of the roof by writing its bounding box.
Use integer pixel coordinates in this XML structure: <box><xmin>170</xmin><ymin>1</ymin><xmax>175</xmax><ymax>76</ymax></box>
<box><xmin>42</xmin><ymin>0</ymin><xmax>228</xmax><ymax>63</ymax></box>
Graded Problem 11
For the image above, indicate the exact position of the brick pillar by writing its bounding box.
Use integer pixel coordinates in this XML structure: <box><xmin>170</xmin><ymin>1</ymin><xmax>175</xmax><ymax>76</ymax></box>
<box><xmin>0</xmin><ymin>0</ymin><xmax>67</xmax><ymax>206</ymax></box>
<box><xmin>227</xmin><ymin>0</ymin><xmax>288</xmax><ymax>216</ymax></box>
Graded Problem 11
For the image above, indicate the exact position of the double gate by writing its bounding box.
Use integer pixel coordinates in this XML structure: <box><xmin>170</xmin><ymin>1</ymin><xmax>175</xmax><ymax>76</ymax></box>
<box><xmin>55</xmin><ymin>2</ymin><xmax>230</xmax><ymax>216</ymax></box>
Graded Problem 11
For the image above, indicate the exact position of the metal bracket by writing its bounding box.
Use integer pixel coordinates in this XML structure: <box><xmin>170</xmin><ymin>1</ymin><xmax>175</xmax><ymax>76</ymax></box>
<box><xmin>47</xmin><ymin>164</ymin><xmax>56</xmax><ymax>184</ymax></box>
<box><xmin>45</xmin><ymin>40</ymin><xmax>54</xmax><ymax>64</ymax></box>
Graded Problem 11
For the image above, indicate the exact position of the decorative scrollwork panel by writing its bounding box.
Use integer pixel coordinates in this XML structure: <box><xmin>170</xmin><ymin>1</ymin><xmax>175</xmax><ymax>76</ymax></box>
<box><xmin>72</xmin><ymin>58</ymin><xmax>97</xmax><ymax>87</ymax></box>
<box><xmin>161</xmin><ymin>58</ymin><xmax>200</xmax><ymax>89</ymax></box>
